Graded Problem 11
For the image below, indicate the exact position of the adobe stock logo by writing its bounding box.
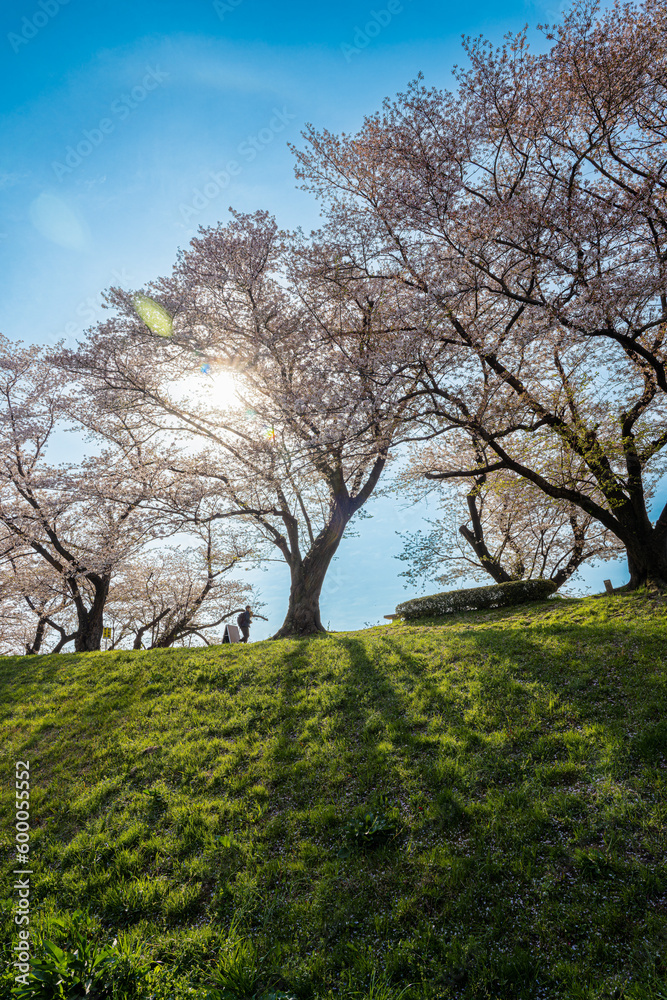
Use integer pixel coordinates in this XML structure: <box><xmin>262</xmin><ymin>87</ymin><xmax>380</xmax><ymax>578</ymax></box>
<box><xmin>213</xmin><ymin>0</ymin><xmax>243</xmax><ymax>20</ymax></box>
<box><xmin>8</xmin><ymin>0</ymin><xmax>72</xmax><ymax>54</ymax></box>
<box><xmin>46</xmin><ymin>267</ymin><xmax>134</xmax><ymax>346</ymax></box>
<box><xmin>179</xmin><ymin>106</ymin><xmax>296</xmax><ymax>225</ymax></box>
<box><xmin>51</xmin><ymin>66</ymin><xmax>169</xmax><ymax>180</ymax></box>
<box><xmin>340</xmin><ymin>0</ymin><xmax>409</xmax><ymax>63</ymax></box>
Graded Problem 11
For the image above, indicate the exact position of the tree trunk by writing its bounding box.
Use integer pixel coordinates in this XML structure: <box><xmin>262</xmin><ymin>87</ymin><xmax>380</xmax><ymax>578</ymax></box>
<box><xmin>73</xmin><ymin>578</ymin><xmax>110</xmax><ymax>651</ymax></box>
<box><xmin>74</xmin><ymin>611</ymin><xmax>105</xmax><ymax>651</ymax></box>
<box><xmin>273</xmin><ymin>560</ymin><xmax>328</xmax><ymax>637</ymax></box>
<box><xmin>272</xmin><ymin>520</ymin><xmax>347</xmax><ymax>639</ymax></box>
<box><xmin>25</xmin><ymin>615</ymin><xmax>48</xmax><ymax>655</ymax></box>
<box><xmin>51</xmin><ymin>629</ymin><xmax>78</xmax><ymax>654</ymax></box>
<box><xmin>624</xmin><ymin>531</ymin><xmax>667</xmax><ymax>590</ymax></box>
<box><xmin>458</xmin><ymin>525</ymin><xmax>516</xmax><ymax>584</ymax></box>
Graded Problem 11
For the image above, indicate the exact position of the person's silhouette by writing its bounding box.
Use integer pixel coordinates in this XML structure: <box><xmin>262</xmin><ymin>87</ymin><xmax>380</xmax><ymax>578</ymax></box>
<box><xmin>237</xmin><ymin>606</ymin><xmax>253</xmax><ymax>643</ymax></box>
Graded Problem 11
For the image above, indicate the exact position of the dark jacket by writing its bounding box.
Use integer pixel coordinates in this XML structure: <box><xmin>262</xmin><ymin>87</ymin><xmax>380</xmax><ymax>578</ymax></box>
<box><xmin>237</xmin><ymin>611</ymin><xmax>251</xmax><ymax>628</ymax></box>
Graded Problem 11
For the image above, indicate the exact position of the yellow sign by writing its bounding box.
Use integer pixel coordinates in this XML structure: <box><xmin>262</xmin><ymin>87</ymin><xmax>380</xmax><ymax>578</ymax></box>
<box><xmin>103</xmin><ymin>627</ymin><xmax>111</xmax><ymax>638</ymax></box>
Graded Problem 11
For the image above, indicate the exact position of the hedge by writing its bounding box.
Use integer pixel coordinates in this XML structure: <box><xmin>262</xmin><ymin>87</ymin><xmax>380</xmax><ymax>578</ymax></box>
<box><xmin>395</xmin><ymin>579</ymin><xmax>557</xmax><ymax>619</ymax></box>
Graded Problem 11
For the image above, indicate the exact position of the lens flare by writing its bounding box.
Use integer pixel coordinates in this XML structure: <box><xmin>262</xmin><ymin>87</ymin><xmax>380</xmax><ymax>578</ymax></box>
<box><xmin>133</xmin><ymin>294</ymin><xmax>173</xmax><ymax>338</ymax></box>
<box><xmin>206</xmin><ymin>370</ymin><xmax>240</xmax><ymax>407</ymax></box>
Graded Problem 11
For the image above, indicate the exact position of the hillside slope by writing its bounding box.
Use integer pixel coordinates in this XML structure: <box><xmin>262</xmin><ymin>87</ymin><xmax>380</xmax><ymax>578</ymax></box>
<box><xmin>1</xmin><ymin>594</ymin><xmax>666</xmax><ymax>999</ymax></box>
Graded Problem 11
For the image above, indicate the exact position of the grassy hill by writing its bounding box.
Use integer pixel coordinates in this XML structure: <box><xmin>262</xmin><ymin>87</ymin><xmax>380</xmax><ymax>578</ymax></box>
<box><xmin>0</xmin><ymin>594</ymin><xmax>666</xmax><ymax>1000</ymax></box>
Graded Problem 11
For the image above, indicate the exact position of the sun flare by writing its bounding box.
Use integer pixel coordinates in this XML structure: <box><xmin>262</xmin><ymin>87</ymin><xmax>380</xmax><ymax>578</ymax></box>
<box><xmin>201</xmin><ymin>369</ymin><xmax>240</xmax><ymax>409</ymax></box>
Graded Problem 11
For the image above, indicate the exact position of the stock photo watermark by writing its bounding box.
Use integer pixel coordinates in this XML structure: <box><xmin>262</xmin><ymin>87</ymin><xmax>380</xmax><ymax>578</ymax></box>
<box><xmin>341</xmin><ymin>0</ymin><xmax>408</xmax><ymax>62</ymax></box>
<box><xmin>51</xmin><ymin>65</ymin><xmax>169</xmax><ymax>181</ymax></box>
<box><xmin>46</xmin><ymin>267</ymin><xmax>133</xmax><ymax>346</ymax></box>
<box><xmin>213</xmin><ymin>0</ymin><xmax>243</xmax><ymax>21</ymax></box>
<box><xmin>12</xmin><ymin>760</ymin><xmax>32</xmax><ymax>988</ymax></box>
<box><xmin>8</xmin><ymin>0</ymin><xmax>72</xmax><ymax>54</ymax></box>
<box><xmin>179</xmin><ymin>106</ymin><xmax>297</xmax><ymax>225</ymax></box>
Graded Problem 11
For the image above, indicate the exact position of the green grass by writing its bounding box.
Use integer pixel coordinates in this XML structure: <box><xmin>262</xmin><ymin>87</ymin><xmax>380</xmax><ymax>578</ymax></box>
<box><xmin>1</xmin><ymin>593</ymin><xmax>666</xmax><ymax>999</ymax></box>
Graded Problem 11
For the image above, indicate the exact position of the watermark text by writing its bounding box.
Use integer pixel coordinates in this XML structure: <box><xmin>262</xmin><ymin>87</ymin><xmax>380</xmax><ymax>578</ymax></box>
<box><xmin>13</xmin><ymin>760</ymin><xmax>31</xmax><ymax>988</ymax></box>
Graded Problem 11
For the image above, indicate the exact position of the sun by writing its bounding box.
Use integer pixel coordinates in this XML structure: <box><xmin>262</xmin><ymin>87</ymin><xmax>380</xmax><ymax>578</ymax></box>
<box><xmin>201</xmin><ymin>368</ymin><xmax>240</xmax><ymax>409</ymax></box>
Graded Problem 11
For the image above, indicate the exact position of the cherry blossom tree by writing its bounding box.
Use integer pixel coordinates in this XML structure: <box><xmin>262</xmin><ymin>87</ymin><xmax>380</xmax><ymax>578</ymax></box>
<box><xmin>0</xmin><ymin>529</ymin><xmax>257</xmax><ymax>656</ymax></box>
<box><xmin>0</xmin><ymin>547</ymin><xmax>78</xmax><ymax>655</ymax></box>
<box><xmin>103</xmin><ymin>527</ymin><xmax>258</xmax><ymax>650</ymax></box>
<box><xmin>0</xmin><ymin>338</ymin><xmax>179</xmax><ymax>651</ymax></box>
<box><xmin>396</xmin><ymin>438</ymin><xmax>622</xmax><ymax>591</ymax></box>
<box><xmin>55</xmin><ymin>212</ymin><xmax>425</xmax><ymax>636</ymax></box>
<box><xmin>292</xmin><ymin>0</ymin><xmax>667</xmax><ymax>589</ymax></box>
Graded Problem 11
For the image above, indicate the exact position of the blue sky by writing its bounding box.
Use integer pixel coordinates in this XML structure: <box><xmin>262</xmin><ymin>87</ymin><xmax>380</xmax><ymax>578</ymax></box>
<box><xmin>2</xmin><ymin>0</ymin><xmax>634</xmax><ymax>640</ymax></box>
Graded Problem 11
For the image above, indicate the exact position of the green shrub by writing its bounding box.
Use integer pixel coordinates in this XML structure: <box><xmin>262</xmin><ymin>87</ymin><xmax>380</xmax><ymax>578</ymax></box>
<box><xmin>396</xmin><ymin>579</ymin><xmax>557</xmax><ymax>619</ymax></box>
<box><xmin>336</xmin><ymin>794</ymin><xmax>400</xmax><ymax>858</ymax></box>
<box><xmin>11</xmin><ymin>910</ymin><xmax>153</xmax><ymax>999</ymax></box>
<box><xmin>207</xmin><ymin>934</ymin><xmax>261</xmax><ymax>999</ymax></box>
<box><xmin>205</xmin><ymin>915</ymin><xmax>298</xmax><ymax>1000</ymax></box>
<box><xmin>140</xmin><ymin>784</ymin><xmax>169</xmax><ymax>817</ymax></box>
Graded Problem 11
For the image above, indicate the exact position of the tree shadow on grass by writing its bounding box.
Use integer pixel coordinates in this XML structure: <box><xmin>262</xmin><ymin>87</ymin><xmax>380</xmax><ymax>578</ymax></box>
<box><xmin>378</xmin><ymin>598</ymin><xmax>667</xmax><ymax>776</ymax></box>
<box><xmin>0</xmin><ymin>650</ymin><xmax>149</xmax><ymax>760</ymax></box>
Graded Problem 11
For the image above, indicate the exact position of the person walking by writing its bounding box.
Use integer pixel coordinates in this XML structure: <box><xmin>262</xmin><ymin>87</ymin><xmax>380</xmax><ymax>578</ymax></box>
<box><xmin>237</xmin><ymin>606</ymin><xmax>253</xmax><ymax>643</ymax></box>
